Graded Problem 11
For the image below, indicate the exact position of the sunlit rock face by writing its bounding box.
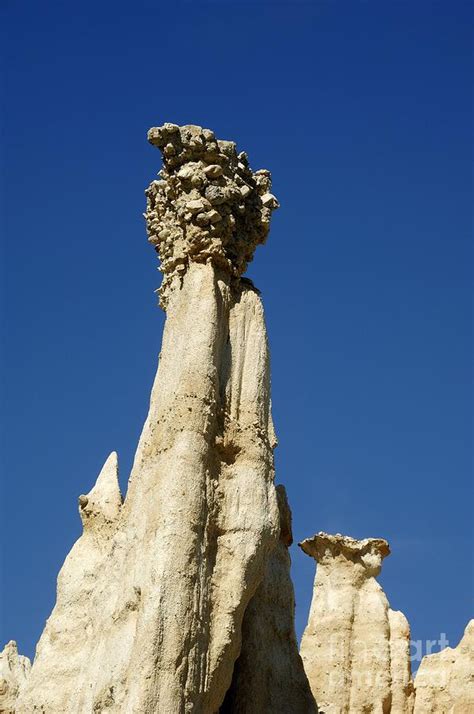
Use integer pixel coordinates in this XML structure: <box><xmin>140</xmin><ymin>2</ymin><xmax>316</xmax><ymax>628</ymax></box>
<box><xmin>15</xmin><ymin>125</ymin><xmax>281</xmax><ymax>713</ymax></box>
<box><xmin>414</xmin><ymin>619</ymin><xmax>474</xmax><ymax>713</ymax></box>
<box><xmin>299</xmin><ymin>532</ymin><xmax>414</xmax><ymax>714</ymax></box>
<box><xmin>221</xmin><ymin>485</ymin><xmax>318</xmax><ymax>714</ymax></box>
<box><xmin>0</xmin><ymin>641</ymin><xmax>31</xmax><ymax>713</ymax></box>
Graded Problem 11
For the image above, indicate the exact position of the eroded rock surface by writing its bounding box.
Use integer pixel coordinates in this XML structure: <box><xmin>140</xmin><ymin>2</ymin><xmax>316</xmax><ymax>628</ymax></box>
<box><xmin>299</xmin><ymin>532</ymin><xmax>414</xmax><ymax>714</ymax></box>
<box><xmin>16</xmin><ymin>126</ymin><xmax>280</xmax><ymax>713</ymax></box>
<box><xmin>221</xmin><ymin>486</ymin><xmax>318</xmax><ymax>713</ymax></box>
<box><xmin>414</xmin><ymin>619</ymin><xmax>474</xmax><ymax>713</ymax></box>
<box><xmin>0</xmin><ymin>641</ymin><xmax>31</xmax><ymax>713</ymax></box>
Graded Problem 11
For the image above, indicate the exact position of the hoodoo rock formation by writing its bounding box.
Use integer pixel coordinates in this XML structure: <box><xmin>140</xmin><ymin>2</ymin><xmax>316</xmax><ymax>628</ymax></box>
<box><xmin>299</xmin><ymin>533</ymin><xmax>415</xmax><ymax>714</ymax></box>
<box><xmin>4</xmin><ymin>124</ymin><xmax>471</xmax><ymax>714</ymax></box>
<box><xmin>15</xmin><ymin>125</ymin><xmax>283</xmax><ymax>713</ymax></box>
<box><xmin>414</xmin><ymin>619</ymin><xmax>474</xmax><ymax>713</ymax></box>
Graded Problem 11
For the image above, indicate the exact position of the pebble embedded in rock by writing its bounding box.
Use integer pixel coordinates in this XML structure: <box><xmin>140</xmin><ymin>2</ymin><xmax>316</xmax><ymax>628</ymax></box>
<box><xmin>207</xmin><ymin>209</ymin><xmax>221</xmax><ymax>224</ymax></box>
<box><xmin>186</xmin><ymin>199</ymin><xmax>207</xmax><ymax>214</ymax></box>
<box><xmin>204</xmin><ymin>185</ymin><xmax>227</xmax><ymax>205</ymax></box>
<box><xmin>204</xmin><ymin>164</ymin><xmax>223</xmax><ymax>178</ymax></box>
<box><xmin>196</xmin><ymin>213</ymin><xmax>210</xmax><ymax>226</ymax></box>
<box><xmin>261</xmin><ymin>192</ymin><xmax>278</xmax><ymax>207</ymax></box>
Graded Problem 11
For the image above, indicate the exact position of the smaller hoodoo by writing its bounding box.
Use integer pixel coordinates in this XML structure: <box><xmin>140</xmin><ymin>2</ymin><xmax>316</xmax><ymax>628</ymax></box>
<box><xmin>299</xmin><ymin>532</ymin><xmax>414</xmax><ymax>714</ymax></box>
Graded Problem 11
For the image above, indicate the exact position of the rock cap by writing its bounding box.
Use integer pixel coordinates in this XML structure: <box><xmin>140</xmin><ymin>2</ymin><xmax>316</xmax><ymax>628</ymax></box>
<box><xmin>145</xmin><ymin>123</ymin><xmax>279</xmax><ymax>308</ymax></box>
<box><xmin>299</xmin><ymin>532</ymin><xmax>390</xmax><ymax>576</ymax></box>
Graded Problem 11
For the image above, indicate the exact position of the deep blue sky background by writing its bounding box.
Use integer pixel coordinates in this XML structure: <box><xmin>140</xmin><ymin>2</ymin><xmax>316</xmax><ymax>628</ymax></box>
<box><xmin>1</xmin><ymin>0</ymin><xmax>472</xmax><ymax>664</ymax></box>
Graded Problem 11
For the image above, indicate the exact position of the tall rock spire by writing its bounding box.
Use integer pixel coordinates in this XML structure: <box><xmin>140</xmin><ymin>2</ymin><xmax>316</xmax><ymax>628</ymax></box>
<box><xmin>16</xmin><ymin>125</ymin><xmax>282</xmax><ymax>713</ymax></box>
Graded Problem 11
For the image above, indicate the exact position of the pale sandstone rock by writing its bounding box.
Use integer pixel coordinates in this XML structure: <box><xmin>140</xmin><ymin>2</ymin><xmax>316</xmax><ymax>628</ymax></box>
<box><xmin>221</xmin><ymin>485</ymin><xmax>318</xmax><ymax>713</ymax></box>
<box><xmin>414</xmin><ymin>619</ymin><xmax>474</xmax><ymax>713</ymax></box>
<box><xmin>299</xmin><ymin>532</ymin><xmax>414</xmax><ymax>714</ymax></box>
<box><xmin>17</xmin><ymin>126</ymin><xmax>281</xmax><ymax>713</ymax></box>
<box><xmin>0</xmin><ymin>641</ymin><xmax>31</xmax><ymax>713</ymax></box>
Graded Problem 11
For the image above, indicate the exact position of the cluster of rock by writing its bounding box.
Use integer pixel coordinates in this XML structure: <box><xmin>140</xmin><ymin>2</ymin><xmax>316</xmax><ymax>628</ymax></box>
<box><xmin>145</xmin><ymin>123</ymin><xmax>278</xmax><ymax>307</ymax></box>
<box><xmin>2</xmin><ymin>125</ymin><xmax>472</xmax><ymax>713</ymax></box>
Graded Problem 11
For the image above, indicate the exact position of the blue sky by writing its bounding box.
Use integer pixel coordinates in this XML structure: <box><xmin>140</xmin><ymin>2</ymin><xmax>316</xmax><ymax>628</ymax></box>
<box><xmin>1</xmin><ymin>0</ymin><xmax>472</xmax><ymax>662</ymax></box>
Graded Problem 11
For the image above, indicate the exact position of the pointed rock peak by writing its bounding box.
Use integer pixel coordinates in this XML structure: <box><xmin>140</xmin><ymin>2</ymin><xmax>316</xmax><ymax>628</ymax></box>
<box><xmin>2</xmin><ymin>640</ymin><xmax>18</xmax><ymax>656</ymax></box>
<box><xmin>389</xmin><ymin>608</ymin><xmax>411</xmax><ymax>633</ymax></box>
<box><xmin>299</xmin><ymin>531</ymin><xmax>390</xmax><ymax>575</ymax></box>
<box><xmin>1</xmin><ymin>640</ymin><xmax>30</xmax><ymax>670</ymax></box>
<box><xmin>93</xmin><ymin>451</ymin><xmax>119</xmax><ymax>493</ymax></box>
<box><xmin>78</xmin><ymin>452</ymin><xmax>122</xmax><ymax>529</ymax></box>
<box><xmin>462</xmin><ymin>618</ymin><xmax>474</xmax><ymax>643</ymax></box>
<box><xmin>0</xmin><ymin>640</ymin><xmax>31</xmax><ymax>712</ymax></box>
